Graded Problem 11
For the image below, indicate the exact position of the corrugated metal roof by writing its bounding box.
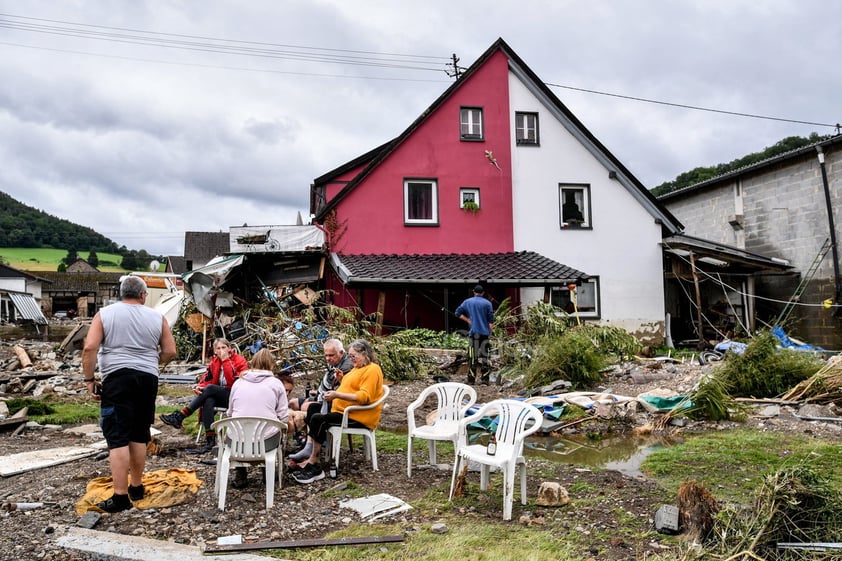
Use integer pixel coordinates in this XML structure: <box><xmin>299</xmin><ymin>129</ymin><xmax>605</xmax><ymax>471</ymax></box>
<box><xmin>5</xmin><ymin>291</ymin><xmax>48</xmax><ymax>325</ymax></box>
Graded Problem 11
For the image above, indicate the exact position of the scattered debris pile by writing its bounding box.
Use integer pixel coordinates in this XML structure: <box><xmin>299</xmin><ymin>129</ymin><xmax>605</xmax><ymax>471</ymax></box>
<box><xmin>782</xmin><ymin>355</ymin><xmax>842</xmax><ymax>404</ymax></box>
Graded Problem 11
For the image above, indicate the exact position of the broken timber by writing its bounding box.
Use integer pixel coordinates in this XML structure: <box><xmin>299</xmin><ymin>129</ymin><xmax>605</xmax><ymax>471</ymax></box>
<box><xmin>203</xmin><ymin>534</ymin><xmax>404</xmax><ymax>553</ymax></box>
<box><xmin>0</xmin><ymin>407</ymin><xmax>28</xmax><ymax>432</ymax></box>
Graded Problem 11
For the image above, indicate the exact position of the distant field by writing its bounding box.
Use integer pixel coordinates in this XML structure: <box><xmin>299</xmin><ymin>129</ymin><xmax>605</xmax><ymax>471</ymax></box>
<box><xmin>0</xmin><ymin>248</ymin><xmax>127</xmax><ymax>272</ymax></box>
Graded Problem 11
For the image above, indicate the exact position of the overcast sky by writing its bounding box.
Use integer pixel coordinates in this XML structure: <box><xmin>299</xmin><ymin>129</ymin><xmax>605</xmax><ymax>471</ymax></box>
<box><xmin>1</xmin><ymin>1</ymin><xmax>839</xmax><ymax>257</ymax></box>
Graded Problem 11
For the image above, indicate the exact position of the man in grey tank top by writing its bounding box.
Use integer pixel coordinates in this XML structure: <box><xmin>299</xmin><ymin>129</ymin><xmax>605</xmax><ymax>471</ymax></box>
<box><xmin>82</xmin><ymin>276</ymin><xmax>177</xmax><ymax>513</ymax></box>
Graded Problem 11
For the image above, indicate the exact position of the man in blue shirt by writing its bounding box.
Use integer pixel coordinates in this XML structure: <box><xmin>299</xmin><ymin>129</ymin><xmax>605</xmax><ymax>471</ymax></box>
<box><xmin>455</xmin><ymin>284</ymin><xmax>495</xmax><ymax>384</ymax></box>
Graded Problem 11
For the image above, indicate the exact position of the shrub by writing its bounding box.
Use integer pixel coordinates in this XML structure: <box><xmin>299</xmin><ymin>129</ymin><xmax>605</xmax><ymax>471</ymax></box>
<box><xmin>522</xmin><ymin>328</ymin><xmax>607</xmax><ymax>389</ymax></box>
<box><xmin>716</xmin><ymin>330</ymin><xmax>823</xmax><ymax>398</ymax></box>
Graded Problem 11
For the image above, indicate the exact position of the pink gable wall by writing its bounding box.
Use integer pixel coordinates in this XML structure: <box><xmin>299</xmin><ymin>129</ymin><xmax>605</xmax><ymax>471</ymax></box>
<box><xmin>328</xmin><ymin>50</ymin><xmax>514</xmax><ymax>255</ymax></box>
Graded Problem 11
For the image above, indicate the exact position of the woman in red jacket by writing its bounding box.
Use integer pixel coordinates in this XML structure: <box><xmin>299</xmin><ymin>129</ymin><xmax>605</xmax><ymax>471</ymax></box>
<box><xmin>160</xmin><ymin>338</ymin><xmax>248</xmax><ymax>452</ymax></box>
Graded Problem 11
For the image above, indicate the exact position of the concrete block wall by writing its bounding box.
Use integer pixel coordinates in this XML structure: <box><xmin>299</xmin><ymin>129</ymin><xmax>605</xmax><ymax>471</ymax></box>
<box><xmin>663</xmin><ymin>144</ymin><xmax>842</xmax><ymax>350</ymax></box>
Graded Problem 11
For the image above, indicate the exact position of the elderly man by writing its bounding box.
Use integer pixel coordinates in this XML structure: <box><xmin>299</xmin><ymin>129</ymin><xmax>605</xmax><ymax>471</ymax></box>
<box><xmin>288</xmin><ymin>338</ymin><xmax>352</xmax><ymax>462</ymax></box>
<box><xmin>82</xmin><ymin>276</ymin><xmax>176</xmax><ymax>513</ymax></box>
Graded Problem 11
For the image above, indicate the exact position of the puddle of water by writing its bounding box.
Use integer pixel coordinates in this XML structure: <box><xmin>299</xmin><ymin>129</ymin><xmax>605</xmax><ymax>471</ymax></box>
<box><xmin>524</xmin><ymin>433</ymin><xmax>675</xmax><ymax>477</ymax></box>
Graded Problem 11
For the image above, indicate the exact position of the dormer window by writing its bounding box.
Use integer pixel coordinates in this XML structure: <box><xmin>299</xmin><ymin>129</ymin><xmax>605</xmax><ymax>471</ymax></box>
<box><xmin>460</xmin><ymin>107</ymin><xmax>484</xmax><ymax>141</ymax></box>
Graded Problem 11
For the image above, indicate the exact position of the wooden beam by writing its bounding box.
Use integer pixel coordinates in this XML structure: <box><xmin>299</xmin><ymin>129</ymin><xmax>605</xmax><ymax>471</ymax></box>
<box><xmin>375</xmin><ymin>290</ymin><xmax>386</xmax><ymax>336</ymax></box>
<box><xmin>203</xmin><ymin>534</ymin><xmax>404</xmax><ymax>553</ymax></box>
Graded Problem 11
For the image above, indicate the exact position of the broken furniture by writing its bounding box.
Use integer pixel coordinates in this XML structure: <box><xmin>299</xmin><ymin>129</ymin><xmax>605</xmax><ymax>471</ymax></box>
<box><xmin>406</xmin><ymin>382</ymin><xmax>477</xmax><ymax>477</ymax></box>
<box><xmin>211</xmin><ymin>416</ymin><xmax>287</xmax><ymax>510</ymax></box>
<box><xmin>448</xmin><ymin>399</ymin><xmax>543</xmax><ymax>520</ymax></box>
<box><xmin>326</xmin><ymin>385</ymin><xmax>390</xmax><ymax>472</ymax></box>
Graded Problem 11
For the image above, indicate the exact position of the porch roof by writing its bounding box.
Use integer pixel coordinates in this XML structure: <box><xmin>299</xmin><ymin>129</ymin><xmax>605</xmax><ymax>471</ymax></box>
<box><xmin>330</xmin><ymin>251</ymin><xmax>589</xmax><ymax>286</ymax></box>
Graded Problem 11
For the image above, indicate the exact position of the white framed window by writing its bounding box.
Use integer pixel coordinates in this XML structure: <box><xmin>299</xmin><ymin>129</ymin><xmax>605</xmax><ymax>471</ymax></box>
<box><xmin>460</xmin><ymin>187</ymin><xmax>480</xmax><ymax>209</ymax></box>
<box><xmin>515</xmin><ymin>112</ymin><xmax>539</xmax><ymax>145</ymax></box>
<box><xmin>551</xmin><ymin>278</ymin><xmax>600</xmax><ymax>318</ymax></box>
<box><xmin>404</xmin><ymin>179</ymin><xmax>439</xmax><ymax>225</ymax></box>
<box><xmin>559</xmin><ymin>184</ymin><xmax>591</xmax><ymax>229</ymax></box>
<box><xmin>460</xmin><ymin>107</ymin><xmax>484</xmax><ymax>140</ymax></box>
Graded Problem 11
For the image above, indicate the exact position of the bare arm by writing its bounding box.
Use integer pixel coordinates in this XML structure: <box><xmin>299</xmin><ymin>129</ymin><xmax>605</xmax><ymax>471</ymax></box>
<box><xmin>159</xmin><ymin>317</ymin><xmax>177</xmax><ymax>365</ymax></box>
<box><xmin>82</xmin><ymin>313</ymin><xmax>104</xmax><ymax>381</ymax></box>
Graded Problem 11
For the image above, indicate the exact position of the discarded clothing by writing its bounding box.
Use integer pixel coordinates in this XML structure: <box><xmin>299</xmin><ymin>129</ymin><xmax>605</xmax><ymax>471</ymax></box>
<box><xmin>75</xmin><ymin>468</ymin><xmax>203</xmax><ymax>514</ymax></box>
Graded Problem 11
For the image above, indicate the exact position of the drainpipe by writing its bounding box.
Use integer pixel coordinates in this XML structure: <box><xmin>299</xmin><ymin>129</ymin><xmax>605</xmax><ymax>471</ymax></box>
<box><xmin>817</xmin><ymin>146</ymin><xmax>842</xmax><ymax>314</ymax></box>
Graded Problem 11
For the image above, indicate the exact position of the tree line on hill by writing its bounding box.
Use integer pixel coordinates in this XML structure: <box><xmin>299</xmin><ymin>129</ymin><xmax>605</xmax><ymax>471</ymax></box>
<box><xmin>0</xmin><ymin>191</ymin><xmax>164</xmax><ymax>270</ymax></box>
<box><xmin>650</xmin><ymin>133</ymin><xmax>830</xmax><ymax>197</ymax></box>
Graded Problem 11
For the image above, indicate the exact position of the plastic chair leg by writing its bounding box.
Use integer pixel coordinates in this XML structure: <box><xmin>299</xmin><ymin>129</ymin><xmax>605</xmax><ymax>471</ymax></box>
<box><xmin>407</xmin><ymin>436</ymin><xmax>413</xmax><ymax>477</ymax></box>
<box><xmin>264</xmin><ymin>456</ymin><xmax>275</xmax><ymax>510</ymax></box>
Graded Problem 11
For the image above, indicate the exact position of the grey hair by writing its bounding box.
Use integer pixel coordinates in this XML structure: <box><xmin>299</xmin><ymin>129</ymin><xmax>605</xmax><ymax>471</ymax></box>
<box><xmin>348</xmin><ymin>339</ymin><xmax>376</xmax><ymax>364</ymax></box>
<box><xmin>120</xmin><ymin>276</ymin><xmax>148</xmax><ymax>300</ymax></box>
<box><xmin>324</xmin><ymin>338</ymin><xmax>345</xmax><ymax>354</ymax></box>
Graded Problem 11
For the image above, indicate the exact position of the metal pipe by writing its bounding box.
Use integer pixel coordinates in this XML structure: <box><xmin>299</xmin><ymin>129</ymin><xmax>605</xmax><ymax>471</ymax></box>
<box><xmin>817</xmin><ymin>146</ymin><xmax>841</xmax><ymax>313</ymax></box>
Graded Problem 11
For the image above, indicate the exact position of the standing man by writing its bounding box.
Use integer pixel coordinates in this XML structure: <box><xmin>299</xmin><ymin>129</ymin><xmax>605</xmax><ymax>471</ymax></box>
<box><xmin>455</xmin><ymin>284</ymin><xmax>495</xmax><ymax>385</ymax></box>
<box><xmin>82</xmin><ymin>276</ymin><xmax>176</xmax><ymax>513</ymax></box>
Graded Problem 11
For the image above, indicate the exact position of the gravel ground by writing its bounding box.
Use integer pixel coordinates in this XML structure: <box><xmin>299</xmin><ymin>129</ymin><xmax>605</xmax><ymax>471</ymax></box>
<box><xmin>1</xmin><ymin>357</ymin><xmax>840</xmax><ymax>560</ymax></box>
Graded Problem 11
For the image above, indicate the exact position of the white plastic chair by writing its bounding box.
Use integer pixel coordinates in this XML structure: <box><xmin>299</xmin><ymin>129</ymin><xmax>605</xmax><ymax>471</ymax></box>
<box><xmin>406</xmin><ymin>382</ymin><xmax>477</xmax><ymax>477</ymax></box>
<box><xmin>326</xmin><ymin>385</ymin><xmax>390</xmax><ymax>472</ymax></box>
<box><xmin>448</xmin><ymin>399</ymin><xmax>543</xmax><ymax>520</ymax></box>
<box><xmin>196</xmin><ymin>406</ymin><xmax>227</xmax><ymax>443</ymax></box>
<box><xmin>211</xmin><ymin>416</ymin><xmax>287</xmax><ymax>511</ymax></box>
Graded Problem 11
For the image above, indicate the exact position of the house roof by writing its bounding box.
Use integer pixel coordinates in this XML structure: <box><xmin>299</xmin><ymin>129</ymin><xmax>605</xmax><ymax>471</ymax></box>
<box><xmin>662</xmin><ymin>233</ymin><xmax>793</xmax><ymax>274</ymax></box>
<box><xmin>313</xmin><ymin>37</ymin><xmax>682</xmax><ymax>234</ymax></box>
<box><xmin>330</xmin><ymin>251</ymin><xmax>589</xmax><ymax>286</ymax></box>
<box><xmin>0</xmin><ymin>263</ymin><xmax>50</xmax><ymax>282</ymax></box>
<box><xmin>184</xmin><ymin>231</ymin><xmax>230</xmax><ymax>264</ymax></box>
<box><xmin>37</xmin><ymin>271</ymin><xmax>123</xmax><ymax>292</ymax></box>
<box><xmin>658</xmin><ymin>134</ymin><xmax>842</xmax><ymax>201</ymax></box>
<box><xmin>166</xmin><ymin>255</ymin><xmax>187</xmax><ymax>274</ymax></box>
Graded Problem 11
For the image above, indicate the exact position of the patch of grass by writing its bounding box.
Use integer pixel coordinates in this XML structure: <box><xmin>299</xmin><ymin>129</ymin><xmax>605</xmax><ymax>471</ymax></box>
<box><xmin>9</xmin><ymin>399</ymin><xmax>100</xmax><ymax>425</ymax></box>
<box><xmin>642</xmin><ymin>429</ymin><xmax>842</xmax><ymax>502</ymax></box>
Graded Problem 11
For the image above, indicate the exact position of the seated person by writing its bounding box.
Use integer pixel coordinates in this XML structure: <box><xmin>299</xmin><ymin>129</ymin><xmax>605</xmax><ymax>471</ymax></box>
<box><xmin>160</xmin><ymin>338</ymin><xmax>248</xmax><ymax>453</ymax></box>
<box><xmin>291</xmin><ymin>339</ymin><xmax>385</xmax><ymax>484</ymax></box>
<box><xmin>225</xmin><ymin>348</ymin><xmax>289</xmax><ymax>488</ymax></box>
<box><xmin>290</xmin><ymin>338</ymin><xmax>353</xmax><ymax>414</ymax></box>
<box><xmin>288</xmin><ymin>338</ymin><xmax>353</xmax><ymax>453</ymax></box>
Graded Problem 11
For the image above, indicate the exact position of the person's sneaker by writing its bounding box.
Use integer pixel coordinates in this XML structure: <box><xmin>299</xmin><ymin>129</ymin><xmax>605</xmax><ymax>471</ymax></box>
<box><xmin>128</xmin><ymin>484</ymin><xmax>144</xmax><ymax>502</ymax></box>
<box><xmin>481</xmin><ymin>376</ymin><xmax>490</xmax><ymax>386</ymax></box>
<box><xmin>292</xmin><ymin>463</ymin><xmax>325</xmax><ymax>484</ymax></box>
<box><xmin>467</xmin><ymin>375</ymin><xmax>476</xmax><ymax>385</ymax></box>
<box><xmin>96</xmin><ymin>494</ymin><xmax>132</xmax><ymax>513</ymax></box>
<box><xmin>160</xmin><ymin>411</ymin><xmax>184</xmax><ymax>429</ymax></box>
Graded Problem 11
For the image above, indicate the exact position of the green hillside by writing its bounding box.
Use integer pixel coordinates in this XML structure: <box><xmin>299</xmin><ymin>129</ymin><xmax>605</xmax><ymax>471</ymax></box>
<box><xmin>0</xmin><ymin>248</ymin><xmax>127</xmax><ymax>272</ymax></box>
<box><xmin>0</xmin><ymin>191</ymin><xmax>164</xmax><ymax>269</ymax></box>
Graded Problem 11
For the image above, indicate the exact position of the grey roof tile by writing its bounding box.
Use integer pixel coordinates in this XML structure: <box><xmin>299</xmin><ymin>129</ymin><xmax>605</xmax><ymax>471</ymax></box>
<box><xmin>333</xmin><ymin>251</ymin><xmax>589</xmax><ymax>285</ymax></box>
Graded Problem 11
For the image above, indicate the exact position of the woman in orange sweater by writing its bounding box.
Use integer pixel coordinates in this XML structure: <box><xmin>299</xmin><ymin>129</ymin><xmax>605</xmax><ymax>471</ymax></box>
<box><xmin>292</xmin><ymin>339</ymin><xmax>384</xmax><ymax>484</ymax></box>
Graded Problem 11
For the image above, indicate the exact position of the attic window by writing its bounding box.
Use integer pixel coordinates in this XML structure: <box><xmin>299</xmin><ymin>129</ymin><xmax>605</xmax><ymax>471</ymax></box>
<box><xmin>460</xmin><ymin>107</ymin><xmax>484</xmax><ymax>141</ymax></box>
<box><xmin>404</xmin><ymin>178</ymin><xmax>439</xmax><ymax>225</ymax></box>
<box><xmin>559</xmin><ymin>184</ymin><xmax>591</xmax><ymax>229</ymax></box>
<box><xmin>515</xmin><ymin>112</ymin><xmax>539</xmax><ymax>145</ymax></box>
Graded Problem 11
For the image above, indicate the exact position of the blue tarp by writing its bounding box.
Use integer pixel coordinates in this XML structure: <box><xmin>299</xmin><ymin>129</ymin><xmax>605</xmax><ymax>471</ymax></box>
<box><xmin>771</xmin><ymin>326</ymin><xmax>825</xmax><ymax>352</ymax></box>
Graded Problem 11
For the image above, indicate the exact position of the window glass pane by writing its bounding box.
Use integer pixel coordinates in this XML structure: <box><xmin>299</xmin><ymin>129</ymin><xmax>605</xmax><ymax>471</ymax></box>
<box><xmin>560</xmin><ymin>185</ymin><xmax>590</xmax><ymax>228</ymax></box>
<box><xmin>407</xmin><ymin>182</ymin><xmax>432</xmax><ymax>220</ymax></box>
<box><xmin>460</xmin><ymin>107</ymin><xmax>483</xmax><ymax>138</ymax></box>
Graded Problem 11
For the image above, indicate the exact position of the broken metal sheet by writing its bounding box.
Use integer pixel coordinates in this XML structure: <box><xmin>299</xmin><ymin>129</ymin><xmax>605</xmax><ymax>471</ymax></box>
<box><xmin>339</xmin><ymin>493</ymin><xmax>412</xmax><ymax>521</ymax></box>
<box><xmin>0</xmin><ymin>446</ymin><xmax>99</xmax><ymax>477</ymax></box>
<box><xmin>182</xmin><ymin>254</ymin><xmax>245</xmax><ymax>317</ymax></box>
<box><xmin>4</xmin><ymin>291</ymin><xmax>48</xmax><ymax>325</ymax></box>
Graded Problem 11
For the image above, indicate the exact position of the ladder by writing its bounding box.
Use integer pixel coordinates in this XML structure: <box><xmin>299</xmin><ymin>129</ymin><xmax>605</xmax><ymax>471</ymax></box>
<box><xmin>775</xmin><ymin>238</ymin><xmax>832</xmax><ymax>326</ymax></box>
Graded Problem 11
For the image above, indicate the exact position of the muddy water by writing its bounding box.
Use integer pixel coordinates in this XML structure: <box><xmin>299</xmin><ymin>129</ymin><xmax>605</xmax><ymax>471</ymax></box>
<box><xmin>524</xmin><ymin>433</ymin><xmax>677</xmax><ymax>477</ymax></box>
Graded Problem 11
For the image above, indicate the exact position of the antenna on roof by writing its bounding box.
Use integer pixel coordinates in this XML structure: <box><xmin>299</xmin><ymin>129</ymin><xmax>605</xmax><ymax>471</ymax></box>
<box><xmin>445</xmin><ymin>53</ymin><xmax>466</xmax><ymax>79</ymax></box>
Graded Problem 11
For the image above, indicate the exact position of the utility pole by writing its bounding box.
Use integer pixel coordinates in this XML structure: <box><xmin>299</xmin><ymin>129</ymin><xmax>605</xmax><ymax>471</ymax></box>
<box><xmin>445</xmin><ymin>53</ymin><xmax>465</xmax><ymax>79</ymax></box>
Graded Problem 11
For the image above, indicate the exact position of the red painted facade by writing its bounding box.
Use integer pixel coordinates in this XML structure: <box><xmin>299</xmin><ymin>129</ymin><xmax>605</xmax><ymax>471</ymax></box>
<box><xmin>326</xmin><ymin>50</ymin><xmax>515</xmax><ymax>255</ymax></box>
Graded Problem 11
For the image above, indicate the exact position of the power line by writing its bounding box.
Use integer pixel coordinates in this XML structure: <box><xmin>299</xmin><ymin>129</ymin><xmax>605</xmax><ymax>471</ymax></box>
<box><xmin>2</xmin><ymin>12</ymin><xmax>836</xmax><ymax>128</ymax></box>
<box><xmin>545</xmin><ymin>81</ymin><xmax>839</xmax><ymax>129</ymax></box>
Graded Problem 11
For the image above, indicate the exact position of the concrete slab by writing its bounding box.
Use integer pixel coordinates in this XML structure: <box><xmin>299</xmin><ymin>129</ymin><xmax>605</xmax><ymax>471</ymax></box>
<box><xmin>0</xmin><ymin>446</ymin><xmax>99</xmax><ymax>477</ymax></box>
<box><xmin>55</xmin><ymin>527</ymin><xmax>285</xmax><ymax>560</ymax></box>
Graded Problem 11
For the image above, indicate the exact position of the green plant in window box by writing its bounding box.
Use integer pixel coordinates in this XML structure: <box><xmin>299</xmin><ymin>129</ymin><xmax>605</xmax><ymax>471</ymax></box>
<box><xmin>462</xmin><ymin>200</ymin><xmax>480</xmax><ymax>213</ymax></box>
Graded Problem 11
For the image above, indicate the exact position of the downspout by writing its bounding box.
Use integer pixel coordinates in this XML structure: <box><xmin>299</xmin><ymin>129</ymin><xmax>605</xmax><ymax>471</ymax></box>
<box><xmin>817</xmin><ymin>146</ymin><xmax>842</xmax><ymax>315</ymax></box>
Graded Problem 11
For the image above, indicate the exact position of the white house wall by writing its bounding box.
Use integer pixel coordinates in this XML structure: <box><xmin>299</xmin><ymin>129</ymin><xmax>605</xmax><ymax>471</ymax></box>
<box><xmin>508</xmin><ymin>70</ymin><xmax>665</xmax><ymax>338</ymax></box>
